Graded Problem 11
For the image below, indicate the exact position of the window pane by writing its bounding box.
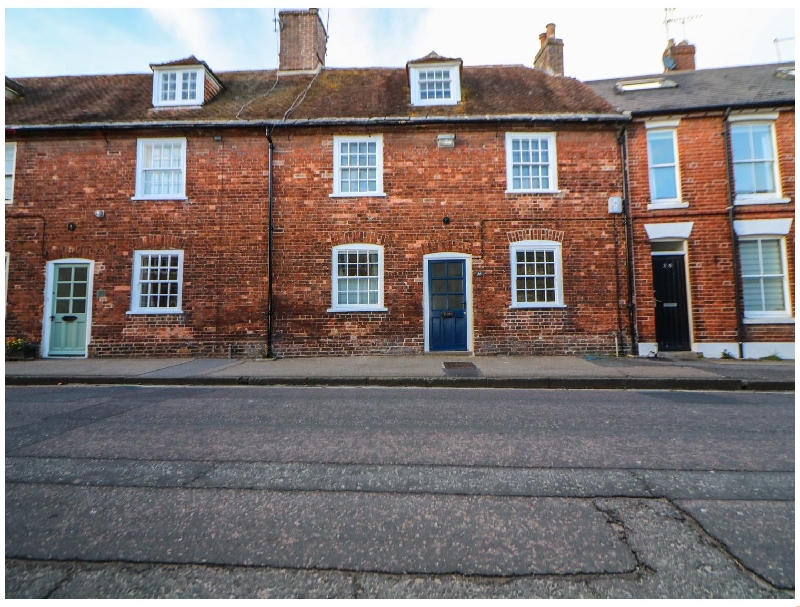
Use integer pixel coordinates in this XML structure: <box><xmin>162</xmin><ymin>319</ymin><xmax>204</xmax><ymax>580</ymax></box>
<box><xmin>647</xmin><ymin>131</ymin><xmax>675</xmax><ymax>164</ymax></box>
<box><xmin>731</xmin><ymin>127</ymin><xmax>752</xmax><ymax>161</ymax></box>
<box><xmin>71</xmin><ymin>299</ymin><xmax>86</xmax><ymax>314</ymax></box>
<box><xmin>760</xmin><ymin>239</ymin><xmax>782</xmax><ymax>274</ymax></box>
<box><xmin>448</xmin><ymin>262</ymin><xmax>463</xmax><ymax>278</ymax></box>
<box><xmin>56</xmin><ymin>300</ymin><xmax>70</xmax><ymax>313</ymax></box>
<box><xmin>763</xmin><ymin>278</ymin><xmax>785</xmax><ymax>311</ymax></box>
<box><xmin>733</xmin><ymin>163</ymin><xmax>754</xmax><ymax>195</ymax></box>
<box><xmin>752</xmin><ymin>162</ymin><xmax>775</xmax><ymax>193</ymax></box>
<box><xmin>652</xmin><ymin>166</ymin><xmax>677</xmax><ymax>199</ymax></box>
<box><xmin>57</xmin><ymin>283</ymin><xmax>71</xmax><ymax>297</ymax></box>
<box><xmin>750</xmin><ymin>125</ymin><xmax>772</xmax><ymax>159</ymax></box>
<box><xmin>738</xmin><ymin>241</ymin><xmax>760</xmax><ymax>275</ymax></box>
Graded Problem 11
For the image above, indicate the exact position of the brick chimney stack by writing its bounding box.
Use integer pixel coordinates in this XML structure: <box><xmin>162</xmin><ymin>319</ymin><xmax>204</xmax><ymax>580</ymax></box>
<box><xmin>278</xmin><ymin>8</ymin><xmax>328</xmax><ymax>72</ymax></box>
<box><xmin>663</xmin><ymin>39</ymin><xmax>696</xmax><ymax>72</ymax></box>
<box><xmin>533</xmin><ymin>23</ymin><xmax>564</xmax><ymax>77</ymax></box>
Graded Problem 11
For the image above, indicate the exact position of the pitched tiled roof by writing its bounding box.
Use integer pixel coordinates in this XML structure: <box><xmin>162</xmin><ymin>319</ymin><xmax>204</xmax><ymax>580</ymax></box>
<box><xmin>587</xmin><ymin>63</ymin><xmax>795</xmax><ymax>116</ymax></box>
<box><xmin>150</xmin><ymin>55</ymin><xmax>205</xmax><ymax>68</ymax></box>
<box><xmin>407</xmin><ymin>51</ymin><xmax>461</xmax><ymax>65</ymax></box>
<box><xmin>5</xmin><ymin>64</ymin><xmax>623</xmax><ymax>130</ymax></box>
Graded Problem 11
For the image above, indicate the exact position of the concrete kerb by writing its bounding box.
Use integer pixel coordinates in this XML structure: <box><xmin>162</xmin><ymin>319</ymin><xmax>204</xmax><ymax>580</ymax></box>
<box><xmin>3</xmin><ymin>375</ymin><xmax>794</xmax><ymax>391</ymax></box>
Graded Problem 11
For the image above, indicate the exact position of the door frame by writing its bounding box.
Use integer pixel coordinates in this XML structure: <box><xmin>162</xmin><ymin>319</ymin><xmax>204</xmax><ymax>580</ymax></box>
<box><xmin>423</xmin><ymin>252</ymin><xmax>473</xmax><ymax>353</ymax></box>
<box><xmin>650</xmin><ymin>241</ymin><xmax>693</xmax><ymax>352</ymax></box>
<box><xmin>41</xmin><ymin>258</ymin><xmax>95</xmax><ymax>358</ymax></box>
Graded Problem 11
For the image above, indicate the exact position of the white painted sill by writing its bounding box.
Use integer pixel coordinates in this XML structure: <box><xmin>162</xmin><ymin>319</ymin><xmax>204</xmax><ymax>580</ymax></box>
<box><xmin>327</xmin><ymin>307</ymin><xmax>389</xmax><ymax>313</ymax></box>
<box><xmin>647</xmin><ymin>201</ymin><xmax>689</xmax><ymax>210</ymax></box>
<box><xmin>509</xmin><ymin>304</ymin><xmax>567</xmax><ymax>310</ymax></box>
<box><xmin>743</xmin><ymin>316</ymin><xmax>795</xmax><ymax>325</ymax></box>
<box><xmin>734</xmin><ymin>196</ymin><xmax>791</xmax><ymax>206</ymax></box>
<box><xmin>126</xmin><ymin>310</ymin><xmax>185</xmax><ymax>315</ymax></box>
<box><xmin>505</xmin><ymin>189</ymin><xmax>562</xmax><ymax>196</ymax></box>
<box><xmin>329</xmin><ymin>193</ymin><xmax>387</xmax><ymax>199</ymax></box>
<box><xmin>131</xmin><ymin>196</ymin><xmax>188</xmax><ymax>202</ymax></box>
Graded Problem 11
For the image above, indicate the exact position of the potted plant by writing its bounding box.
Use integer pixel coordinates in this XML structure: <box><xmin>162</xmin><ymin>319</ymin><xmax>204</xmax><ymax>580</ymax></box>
<box><xmin>6</xmin><ymin>337</ymin><xmax>38</xmax><ymax>360</ymax></box>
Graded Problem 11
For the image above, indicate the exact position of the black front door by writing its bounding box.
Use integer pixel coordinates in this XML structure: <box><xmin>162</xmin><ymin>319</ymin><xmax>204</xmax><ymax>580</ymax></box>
<box><xmin>652</xmin><ymin>254</ymin><xmax>690</xmax><ymax>351</ymax></box>
<box><xmin>429</xmin><ymin>260</ymin><xmax>467</xmax><ymax>351</ymax></box>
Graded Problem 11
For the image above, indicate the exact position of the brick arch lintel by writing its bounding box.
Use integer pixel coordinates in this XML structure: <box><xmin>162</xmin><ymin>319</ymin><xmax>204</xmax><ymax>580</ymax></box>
<box><xmin>136</xmin><ymin>234</ymin><xmax>187</xmax><ymax>250</ymax></box>
<box><xmin>331</xmin><ymin>231</ymin><xmax>387</xmax><ymax>247</ymax></box>
<box><xmin>507</xmin><ymin>228</ymin><xmax>565</xmax><ymax>244</ymax></box>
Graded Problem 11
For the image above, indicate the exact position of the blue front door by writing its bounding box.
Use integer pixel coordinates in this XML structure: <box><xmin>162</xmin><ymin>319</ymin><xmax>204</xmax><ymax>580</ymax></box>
<box><xmin>429</xmin><ymin>260</ymin><xmax>467</xmax><ymax>351</ymax></box>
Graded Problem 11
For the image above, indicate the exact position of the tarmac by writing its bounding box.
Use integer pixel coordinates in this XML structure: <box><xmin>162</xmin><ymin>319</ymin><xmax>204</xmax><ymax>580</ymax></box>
<box><xmin>4</xmin><ymin>352</ymin><xmax>796</xmax><ymax>391</ymax></box>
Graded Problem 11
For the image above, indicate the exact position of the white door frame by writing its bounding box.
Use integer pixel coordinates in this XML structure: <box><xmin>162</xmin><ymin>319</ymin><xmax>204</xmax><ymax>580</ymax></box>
<box><xmin>422</xmin><ymin>252</ymin><xmax>473</xmax><ymax>353</ymax></box>
<box><xmin>41</xmin><ymin>258</ymin><xmax>95</xmax><ymax>358</ymax></box>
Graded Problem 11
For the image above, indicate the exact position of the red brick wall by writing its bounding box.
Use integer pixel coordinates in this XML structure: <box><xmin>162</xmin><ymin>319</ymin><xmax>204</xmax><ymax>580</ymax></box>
<box><xmin>269</xmin><ymin>123</ymin><xmax>630</xmax><ymax>356</ymax></box>
<box><xmin>6</xmin><ymin>121</ymin><xmax>632</xmax><ymax>358</ymax></box>
<box><xmin>626</xmin><ymin>110</ymin><xmax>795</xmax><ymax>352</ymax></box>
<box><xmin>5</xmin><ymin>127</ymin><xmax>272</xmax><ymax>357</ymax></box>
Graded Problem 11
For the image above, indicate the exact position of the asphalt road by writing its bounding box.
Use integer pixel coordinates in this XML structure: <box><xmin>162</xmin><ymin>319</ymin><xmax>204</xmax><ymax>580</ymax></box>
<box><xmin>5</xmin><ymin>385</ymin><xmax>795</xmax><ymax>599</ymax></box>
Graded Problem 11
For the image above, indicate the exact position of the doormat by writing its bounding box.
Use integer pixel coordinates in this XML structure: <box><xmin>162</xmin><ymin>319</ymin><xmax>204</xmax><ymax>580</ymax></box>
<box><xmin>442</xmin><ymin>361</ymin><xmax>482</xmax><ymax>377</ymax></box>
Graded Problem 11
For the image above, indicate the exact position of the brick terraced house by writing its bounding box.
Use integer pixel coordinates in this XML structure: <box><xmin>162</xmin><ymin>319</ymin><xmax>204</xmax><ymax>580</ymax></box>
<box><xmin>589</xmin><ymin>40</ymin><xmax>795</xmax><ymax>359</ymax></box>
<box><xmin>5</xmin><ymin>10</ymin><xmax>637</xmax><ymax>358</ymax></box>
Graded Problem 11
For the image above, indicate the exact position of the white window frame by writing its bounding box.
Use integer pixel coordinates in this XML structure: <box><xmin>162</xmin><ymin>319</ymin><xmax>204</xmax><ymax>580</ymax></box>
<box><xmin>5</xmin><ymin>142</ymin><xmax>16</xmax><ymax>204</ymax></box>
<box><xmin>645</xmin><ymin>121</ymin><xmax>686</xmax><ymax>209</ymax></box>
<box><xmin>505</xmin><ymin>132</ymin><xmax>558</xmax><ymax>194</ymax></box>
<box><xmin>728</xmin><ymin>114</ymin><xmax>788</xmax><ymax>205</ymax></box>
<box><xmin>331</xmin><ymin>135</ymin><xmax>385</xmax><ymax>197</ymax></box>
<box><xmin>328</xmin><ymin>244</ymin><xmax>387</xmax><ymax>313</ymax></box>
<box><xmin>733</xmin><ymin>218</ymin><xmax>793</xmax><ymax>324</ymax></box>
<box><xmin>133</xmin><ymin>138</ymin><xmax>187</xmax><ymax>201</ymax></box>
<box><xmin>409</xmin><ymin>63</ymin><xmax>461</xmax><ymax>106</ymax></box>
<box><xmin>128</xmin><ymin>250</ymin><xmax>184</xmax><ymax>314</ymax></box>
<box><xmin>510</xmin><ymin>240</ymin><xmax>565</xmax><ymax>308</ymax></box>
<box><xmin>152</xmin><ymin>67</ymin><xmax>205</xmax><ymax>107</ymax></box>
<box><xmin>738</xmin><ymin>237</ymin><xmax>792</xmax><ymax>322</ymax></box>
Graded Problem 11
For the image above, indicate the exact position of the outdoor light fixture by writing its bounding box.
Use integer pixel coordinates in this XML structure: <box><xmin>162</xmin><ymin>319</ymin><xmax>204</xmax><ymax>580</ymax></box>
<box><xmin>437</xmin><ymin>133</ymin><xmax>455</xmax><ymax>148</ymax></box>
<box><xmin>94</xmin><ymin>210</ymin><xmax>105</xmax><ymax>218</ymax></box>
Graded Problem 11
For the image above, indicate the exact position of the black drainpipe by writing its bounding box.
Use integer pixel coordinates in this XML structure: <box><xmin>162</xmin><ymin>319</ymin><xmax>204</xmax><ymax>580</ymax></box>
<box><xmin>266</xmin><ymin>127</ymin><xmax>275</xmax><ymax>358</ymax></box>
<box><xmin>619</xmin><ymin>126</ymin><xmax>638</xmax><ymax>355</ymax></box>
<box><xmin>722</xmin><ymin>108</ymin><xmax>745</xmax><ymax>359</ymax></box>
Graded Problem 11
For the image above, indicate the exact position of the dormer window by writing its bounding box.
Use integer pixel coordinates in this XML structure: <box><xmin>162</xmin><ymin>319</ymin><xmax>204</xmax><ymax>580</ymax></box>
<box><xmin>150</xmin><ymin>56</ymin><xmax>223</xmax><ymax>109</ymax></box>
<box><xmin>407</xmin><ymin>53</ymin><xmax>462</xmax><ymax>107</ymax></box>
<box><xmin>153</xmin><ymin>67</ymin><xmax>203</xmax><ymax>107</ymax></box>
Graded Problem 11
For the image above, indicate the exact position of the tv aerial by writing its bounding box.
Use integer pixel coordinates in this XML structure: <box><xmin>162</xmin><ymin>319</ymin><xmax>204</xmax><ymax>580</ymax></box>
<box><xmin>663</xmin><ymin>8</ymin><xmax>701</xmax><ymax>42</ymax></box>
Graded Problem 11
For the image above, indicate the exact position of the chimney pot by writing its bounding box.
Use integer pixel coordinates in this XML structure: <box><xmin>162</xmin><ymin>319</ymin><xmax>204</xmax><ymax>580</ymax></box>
<box><xmin>534</xmin><ymin>23</ymin><xmax>564</xmax><ymax>77</ymax></box>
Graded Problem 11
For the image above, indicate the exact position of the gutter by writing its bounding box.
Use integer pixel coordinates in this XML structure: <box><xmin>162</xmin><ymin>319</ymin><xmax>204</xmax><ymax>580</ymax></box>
<box><xmin>5</xmin><ymin>113</ymin><xmax>630</xmax><ymax>133</ymax></box>
<box><xmin>625</xmin><ymin>100</ymin><xmax>794</xmax><ymax>119</ymax></box>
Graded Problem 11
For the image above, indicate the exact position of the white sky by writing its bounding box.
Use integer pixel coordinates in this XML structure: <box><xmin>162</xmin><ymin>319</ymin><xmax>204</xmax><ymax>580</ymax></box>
<box><xmin>2</xmin><ymin>6</ymin><xmax>796</xmax><ymax>82</ymax></box>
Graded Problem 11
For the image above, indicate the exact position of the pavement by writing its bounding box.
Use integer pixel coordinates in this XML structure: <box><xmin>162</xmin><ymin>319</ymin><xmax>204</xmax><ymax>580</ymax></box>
<box><xmin>4</xmin><ymin>352</ymin><xmax>796</xmax><ymax>390</ymax></box>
